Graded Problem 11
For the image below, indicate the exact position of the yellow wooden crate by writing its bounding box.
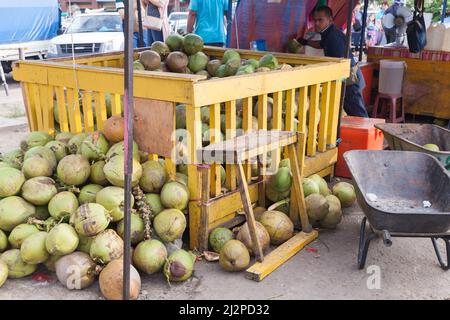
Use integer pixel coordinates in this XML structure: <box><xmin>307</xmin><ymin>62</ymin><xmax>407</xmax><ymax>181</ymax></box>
<box><xmin>13</xmin><ymin>47</ymin><xmax>349</xmax><ymax>250</ymax></box>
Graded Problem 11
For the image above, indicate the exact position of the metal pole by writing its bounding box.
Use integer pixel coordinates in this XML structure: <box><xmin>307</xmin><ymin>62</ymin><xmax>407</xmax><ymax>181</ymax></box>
<box><xmin>137</xmin><ymin>0</ymin><xmax>145</xmax><ymax>47</ymax></box>
<box><xmin>336</xmin><ymin>0</ymin><xmax>355</xmax><ymax>144</ymax></box>
<box><xmin>123</xmin><ymin>0</ymin><xmax>135</xmax><ymax>301</ymax></box>
<box><xmin>359</xmin><ymin>0</ymin><xmax>369</xmax><ymax>62</ymax></box>
<box><xmin>442</xmin><ymin>0</ymin><xmax>448</xmax><ymax>23</ymax></box>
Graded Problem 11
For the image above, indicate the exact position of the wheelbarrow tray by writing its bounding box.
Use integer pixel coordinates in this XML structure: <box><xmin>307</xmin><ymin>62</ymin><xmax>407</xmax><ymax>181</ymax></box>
<box><xmin>374</xmin><ymin>123</ymin><xmax>450</xmax><ymax>170</ymax></box>
<box><xmin>344</xmin><ymin>150</ymin><xmax>450</xmax><ymax>234</ymax></box>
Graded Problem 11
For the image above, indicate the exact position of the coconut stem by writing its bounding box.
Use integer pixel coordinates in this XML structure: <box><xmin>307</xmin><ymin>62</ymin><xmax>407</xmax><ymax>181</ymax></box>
<box><xmin>132</xmin><ymin>186</ymin><xmax>153</xmax><ymax>240</ymax></box>
<box><xmin>267</xmin><ymin>198</ymin><xmax>290</xmax><ymax>211</ymax></box>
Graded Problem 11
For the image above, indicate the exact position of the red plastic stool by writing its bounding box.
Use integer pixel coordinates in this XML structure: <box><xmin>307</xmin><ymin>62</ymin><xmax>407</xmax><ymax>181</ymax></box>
<box><xmin>372</xmin><ymin>93</ymin><xmax>405</xmax><ymax>123</ymax></box>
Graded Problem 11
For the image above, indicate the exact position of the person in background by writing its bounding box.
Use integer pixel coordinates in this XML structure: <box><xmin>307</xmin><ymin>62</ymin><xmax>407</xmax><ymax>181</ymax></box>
<box><xmin>145</xmin><ymin>0</ymin><xmax>169</xmax><ymax>45</ymax></box>
<box><xmin>116</xmin><ymin>0</ymin><xmax>149</xmax><ymax>48</ymax></box>
<box><xmin>366</xmin><ymin>13</ymin><xmax>379</xmax><ymax>47</ymax></box>
<box><xmin>384</xmin><ymin>0</ymin><xmax>405</xmax><ymax>44</ymax></box>
<box><xmin>352</xmin><ymin>2</ymin><xmax>363</xmax><ymax>51</ymax></box>
<box><xmin>298</xmin><ymin>6</ymin><xmax>368</xmax><ymax>118</ymax></box>
<box><xmin>377</xmin><ymin>1</ymin><xmax>390</xmax><ymax>21</ymax></box>
<box><xmin>187</xmin><ymin>0</ymin><xmax>228</xmax><ymax>47</ymax></box>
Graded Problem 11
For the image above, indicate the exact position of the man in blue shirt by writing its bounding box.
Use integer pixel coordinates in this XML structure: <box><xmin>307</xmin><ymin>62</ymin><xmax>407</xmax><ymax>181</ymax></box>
<box><xmin>298</xmin><ymin>6</ymin><xmax>368</xmax><ymax>118</ymax></box>
<box><xmin>187</xmin><ymin>0</ymin><xmax>228</xmax><ymax>47</ymax></box>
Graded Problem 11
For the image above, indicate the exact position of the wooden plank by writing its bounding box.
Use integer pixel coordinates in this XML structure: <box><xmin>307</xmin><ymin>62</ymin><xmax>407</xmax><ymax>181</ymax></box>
<box><xmin>82</xmin><ymin>91</ymin><xmax>95</xmax><ymax>133</ymax></box>
<box><xmin>94</xmin><ymin>92</ymin><xmax>108</xmax><ymax>131</ymax></box>
<box><xmin>246</xmin><ymin>230</ymin><xmax>319</xmax><ymax>282</ymax></box>
<box><xmin>188</xmin><ymin>167</ymin><xmax>202</xmax><ymax>250</ymax></box>
<box><xmin>39</xmin><ymin>84</ymin><xmax>54</xmax><ymax>135</ymax></box>
<box><xmin>199</xmin><ymin>166</ymin><xmax>211</xmax><ymax>252</ymax></box>
<box><xmin>21</xmin><ymin>83</ymin><xmax>37</xmax><ymax>132</ymax></box>
<box><xmin>303</xmin><ymin>148</ymin><xmax>338</xmax><ymax>177</ymax></box>
<box><xmin>242</xmin><ymin>97</ymin><xmax>253</xmax><ymax>183</ymax></box>
<box><xmin>210</xmin><ymin>103</ymin><xmax>222</xmax><ymax>197</ymax></box>
<box><xmin>237</xmin><ymin>163</ymin><xmax>264</xmax><ymax>262</ymax></box>
<box><xmin>284</xmin><ymin>89</ymin><xmax>296</xmax><ymax>159</ymax></box>
<box><xmin>271</xmin><ymin>91</ymin><xmax>283</xmax><ymax>172</ymax></box>
<box><xmin>307</xmin><ymin>84</ymin><xmax>320</xmax><ymax>156</ymax></box>
<box><xmin>318</xmin><ymin>82</ymin><xmax>331</xmax><ymax>152</ymax></box>
<box><xmin>66</xmin><ymin>88</ymin><xmax>82</xmax><ymax>133</ymax></box>
<box><xmin>30</xmin><ymin>84</ymin><xmax>43</xmax><ymax>131</ymax></box>
<box><xmin>225</xmin><ymin>100</ymin><xmax>237</xmax><ymax>191</ymax></box>
<box><xmin>298</xmin><ymin>86</ymin><xmax>308</xmax><ymax>134</ymax></box>
<box><xmin>55</xmin><ymin>86</ymin><xmax>69</xmax><ymax>132</ymax></box>
<box><xmin>327</xmin><ymin>81</ymin><xmax>342</xmax><ymax>147</ymax></box>
<box><xmin>111</xmin><ymin>93</ymin><xmax>122</xmax><ymax>116</ymax></box>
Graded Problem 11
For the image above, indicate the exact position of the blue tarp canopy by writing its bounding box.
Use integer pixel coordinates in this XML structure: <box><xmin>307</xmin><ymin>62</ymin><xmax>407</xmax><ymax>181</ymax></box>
<box><xmin>0</xmin><ymin>0</ymin><xmax>59</xmax><ymax>45</ymax></box>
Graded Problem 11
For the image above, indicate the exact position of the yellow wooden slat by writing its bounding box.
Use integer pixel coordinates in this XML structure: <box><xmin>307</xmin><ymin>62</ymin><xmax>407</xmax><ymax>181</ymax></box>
<box><xmin>297</xmin><ymin>86</ymin><xmax>308</xmax><ymax>134</ymax></box>
<box><xmin>271</xmin><ymin>91</ymin><xmax>283</xmax><ymax>172</ymax></box>
<box><xmin>307</xmin><ymin>84</ymin><xmax>320</xmax><ymax>157</ymax></box>
<box><xmin>82</xmin><ymin>91</ymin><xmax>95</xmax><ymax>133</ymax></box>
<box><xmin>303</xmin><ymin>148</ymin><xmax>338</xmax><ymax>177</ymax></box>
<box><xmin>165</xmin><ymin>158</ymin><xmax>176</xmax><ymax>180</ymax></box>
<box><xmin>210</xmin><ymin>103</ymin><xmax>222</xmax><ymax>197</ymax></box>
<box><xmin>246</xmin><ymin>230</ymin><xmax>319</xmax><ymax>282</ymax></box>
<box><xmin>30</xmin><ymin>84</ymin><xmax>43</xmax><ymax>131</ymax></box>
<box><xmin>149</xmin><ymin>154</ymin><xmax>158</xmax><ymax>161</ymax></box>
<box><xmin>283</xmin><ymin>89</ymin><xmax>296</xmax><ymax>159</ymax></box>
<box><xmin>55</xmin><ymin>86</ymin><xmax>69</xmax><ymax>132</ymax></box>
<box><xmin>94</xmin><ymin>92</ymin><xmax>108</xmax><ymax>131</ymax></box>
<box><xmin>66</xmin><ymin>88</ymin><xmax>83</xmax><ymax>134</ymax></box>
<box><xmin>318</xmin><ymin>82</ymin><xmax>331</xmax><ymax>152</ymax></box>
<box><xmin>257</xmin><ymin>94</ymin><xmax>268</xmax><ymax>176</ymax></box>
<box><xmin>111</xmin><ymin>93</ymin><xmax>122</xmax><ymax>116</ymax></box>
<box><xmin>44</xmin><ymin>85</ymin><xmax>55</xmax><ymax>135</ymax></box>
<box><xmin>225</xmin><ymin>100</ymin><xmax>237</xmax><ymax>191</ymax></box>
<box><xmin>327</xmin><ymin>80</ymin><xmax>342</xmax><ymax>147</ymax></box>
<box><xmin>22</xmin><ymin>83</ymin><xmax>37</xmax><ymax>132</ymax></box>
<box><xmin>242</xmin><ymin>97</ymin><xmax>253</xmax><ymax>183</ymax></box>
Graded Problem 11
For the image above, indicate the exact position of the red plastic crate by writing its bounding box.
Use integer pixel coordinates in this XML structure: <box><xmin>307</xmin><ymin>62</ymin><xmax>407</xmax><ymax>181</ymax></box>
<box><xmin>335</xmin><ymin>116</ymin><xmax>386</xmax><ymax>178</ymax></box>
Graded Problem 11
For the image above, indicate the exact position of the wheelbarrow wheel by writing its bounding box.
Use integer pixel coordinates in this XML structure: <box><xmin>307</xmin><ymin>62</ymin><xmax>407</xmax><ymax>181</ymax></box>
<box><xmin>431</xmin><ymin>237</ymin><xmax>450</xmax><ymax>271</ymax></box>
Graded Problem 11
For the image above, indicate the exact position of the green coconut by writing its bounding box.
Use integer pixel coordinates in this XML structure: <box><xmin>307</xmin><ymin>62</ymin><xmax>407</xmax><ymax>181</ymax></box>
<box><xmin>175</xmin><ymin>173</ymin><xmax>188</xmax><ymax>187</ymax></box>
<box><xmin>0</xmin><ymin>260</ymin><xmax>7</xmax><ymax>287</ymax></box>
<box><xmin>77</xmin><ymin>235</ymin><xmax>94</xmax><ymax>254</ymax></box>
<box><xmin>67</xmin><ymin>133</ymin><xmax>89</xmax><ymax>154</ymax></box>
<box><xmin>133</xmin><ymin>239</ymin><xmax>167</xmax><ymax>274</ymax></box>
<box><xmin>45</xmin><ymin>141</ymin><xmax>68</xmax><ymax>162</ymax></box>
<box><xmin>0</xmin><ymin>230</ymin><xmax>7</xmax><ymax>253</ymax></box>
<box><xmin>165</xmin><ymin>33</ymin><xmax>184</xmax><ymax>51</ymax></box>
<box><xmin>151</xmin><ymin>41</ymin><xmax>171</xmax><ymax>59</ymax></box>
<box><xmin>209</xmin><ymin>227</ymin><xmax>234</xmax><ymax>253</ymax></box>
<box><xmin>0</xmin><ymin>149</ymin><xmax>24</xmax><ymax>169</ymax></box>
<box><xmin>48</xmin><ymin>191</ymin><xmax>79</xmax><ymax>220</ymax></box>
<box><xmin>34</xmin><ymin>205</ymin><xmax>50</xmax><ymax>220</ymax></box>
<box><xmin>332</xmin><ymin>182</ymin><xmax>356</xmax><ymax>208</ymax></box>
<box><xmin>55</xmin><ymin>252</ymin><xmax>98</xmax><ymax>290</ymax></box>
<box><xmin>423</xmin><ymin>143</ymin><xmax>440</xmax><ymax>151</ymax></box>
<box><xmin>24</xmin><ymin>146</ymin><xmax>57</xmax><ymax>171</ymax></box>
<box><xmin>321</xmin><ymin>195</ymin><xmax>343</xmax><ymax>229</ymax></box>
<box><xmin>8</xmin><ymin>224</ymin><xmax>39</xmax><ymax>249</ymax></box>
<box><xmin>175</xmin><ymin>104</ymin><xmax>187</xmax><ymax>129</ymax></box>
<box><xmin>70</xmin><ymin>203</ymin><xmax>111</xmax><ymax>237</ymax></box>
<box><xmin>90</xmin><ymin>161</ymin><xmax>109</xmax><ymax>186</ymax></box>
<box><xmin>80</xmin><ymin>132</ymin><xmax>110</xmax><ymax>161</ymax></box>
<box><xmin>302</xmin><ymin>178</ymin><xmax>320</xmax><ymax>197</ymax></box>
<box><xmin>183</xmin><ymin>33</ymin><xmax>204</xmax><ymax>55</ymax></box>
<box><xmin>103</xmin><ymin>155</ymin><xmax>143</xmax><ymax>187</ymax></box>
<box><xmin>20</xmin><ymin>131</ymin><xmax>53</xmax><ymax>151</ymax></box>
<box><xmin>0</xmin><ymin>197</ymin><xmax>36</xmax><ymax>232</ymax></box>
<box><xmin>188</xmin><ymin>51</ymin><xmax>209</xmax><ymax>73</ymax></box>
<box><xmin>55</xmin><ymin>132</ymin><xmax>74</xmax><ymax>145</ymax></box>
<box><xmin>222</xmin><ymin>50</ymin><xmax>241</xmax><ymax>64</ymax></box>
<box><xmin>96</xmin><ymin>186</ymin><xmax>134</xmax><ymax>222</ymax></box>
<box><xmin>236</xmin><ymin>221</ymin><xmax>270</xmax><ymax>256</ymax></box>
<box><xmin>133</xmin><ymin>60</ymin><xmax>145</xmax><ymax>70</ymax></box>
<box><xmin>160</xmin><ymin>181</ymin><xmax>189</xmax><ymax>210</ymax></box>
<box><xmin>139</xmin><ymin>50</ymin><xmax>161</xmax><ymax>70</ymax></box>
<box><xmin>144</xmin><ymin>193</ymin><xmax>164</xmax><ymax>218</ymax></box>
<box><xmin>21</xmin><ymin>177</ymin><xmax>57</xmax><ymax>206</ymax></box>
<box><xmin>45</xmin><ymin>223</ymin><xmax>79</xmax><ymax>256</ymax></box>
<box><xmin>305</xmin><ymin>194</ymin><xmax>329</xmax><ymax>221</ymax></box>
<box><xmin>0</xmin><ymin>249</ymin><xmax>37</xmax><ymax>278</ymax></box>
<box><xmin>215</xmin><ymin>64</ymin><xmax>227</xmax><ymax>78</ymax></box>
<box><xmin>57</xmin><ymin>154</ymin><xmax>91</xmax><ymax>186</ymax></box>
<box><xmin>20</xmin><ymin>231</ymin><xmax>49</xmax><ymax>264</ymax></box>
<box><xmin>206</xmin><ymin>59</ymin><xmax>222</xmax><ymax>77</ymax></box>
<box><xmin>163</xmin><ymin>249</ymin><xmax>194</xmax><ymax>282</ymax></box>
<box><xmin>90</xmin><ymin>229</ymin><xmax>123</xmax><ymax>265</ymax></box>
<box><xmin>139</xmin><ymin>160</ymin><xmax>168</xmax><ymax>193</ymax></box>
<box><xmin>265</xmin><ymin>185</ymin><xmax>290</xmax><ymax>203</ymax></box>
<box><xmin>21</xmin><ymin>156</ymin><xmax>53</xmax><ymax>179</ymax></box>
<box><xmin>259</xmin><ymin>210</ymin><xmax>294</xmax><ymax>245</ymax></box>
<box><xmin>116</xmin><ymin>213</ymin><xmax>145</xmax><ymax>245</ymax></box>
<box><xmin>219</xmin><ymin>239</ymin><xmax>250</xmax><ymax>272</ymax></box>
<box><xmin>78</xmin><ymin>184</ymin><xmax>103</xmax><ymax>204</ymax></box>
<box><xmin>43</xmin><ymin>254</ymin><xmax>61</xmax><ymax>272</ymax></box>
<box><xmin>310</xmin><ymin>174</ymin><xmax>331</xmax><ymax>196</ymax></box>
<box><xmin>0</xmin><ymin>167</ymin><xmax>25</xmax><ymax>197</ymax></box>
<box><xmin>258</xmin><ymin>54</ymin><xmax>278</xmax><ymax>70</ymax></box>
<box><xmin>0</xmin><ymin>162</ymin><xmax>11</xmax><ymax>169</ymax></box>
<box><xmin>268</xmin><ymin>167</ymin><xmax>292</xmax><ymax>193</ymax></box>
<box><xmin>153</xmin><ymin>209</ymin><xmax>186</xmax><ymax>242</ymax></box>
<box><xmin>105</xmin><ymin>141</ymin><xmax>140</xmax><ymax>162</ymax></box>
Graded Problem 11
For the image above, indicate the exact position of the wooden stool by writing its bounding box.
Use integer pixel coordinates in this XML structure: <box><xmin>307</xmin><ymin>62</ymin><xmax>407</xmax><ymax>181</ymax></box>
<box><xmin>372</xmin><ymin>93</ymin><xmax>405</xmax><ymax>123</ymax></box>
<box><xmin>200</xmin><ymin>131</ymin><xmax>317</xmax><ymax>279</ymax></box>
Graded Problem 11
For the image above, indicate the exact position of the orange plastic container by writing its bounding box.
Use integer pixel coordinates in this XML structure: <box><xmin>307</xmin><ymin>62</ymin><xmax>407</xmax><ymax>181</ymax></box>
<box><xmin>335</xmin><ymin>116</ymin><xmax>386</xmax><ymax>178</ymax></box>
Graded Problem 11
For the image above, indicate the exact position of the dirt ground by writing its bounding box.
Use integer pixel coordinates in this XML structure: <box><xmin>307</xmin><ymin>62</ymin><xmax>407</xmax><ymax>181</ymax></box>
<box><xmin>0</xmin><ymin>126</ymin><xmax>449</xmax><ymax>300</ymax></box>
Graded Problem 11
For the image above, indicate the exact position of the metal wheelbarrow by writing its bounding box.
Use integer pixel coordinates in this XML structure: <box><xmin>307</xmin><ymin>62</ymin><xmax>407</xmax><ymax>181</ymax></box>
<box><xmin>344</xmin><ymin>150</ymin><xmax>450</xmax><ymax>270</ymax></box>
<box><xmin>375</xmin><ymin>123</ymin><xmax>450</xmax><ymax>170</ymax></box>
